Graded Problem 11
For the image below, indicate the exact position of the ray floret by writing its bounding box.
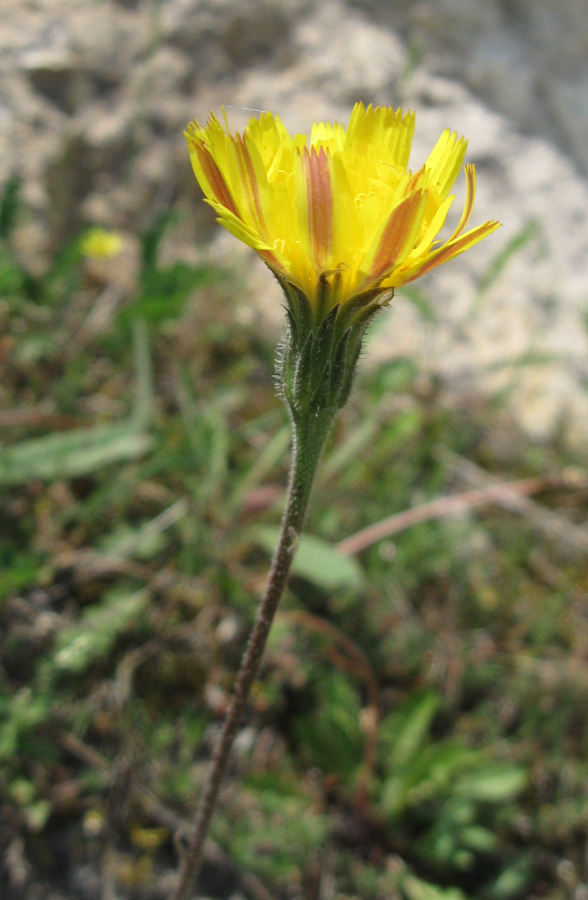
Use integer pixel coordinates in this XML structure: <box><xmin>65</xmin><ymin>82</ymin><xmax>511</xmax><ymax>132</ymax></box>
<box><xmin>185</xmin><ymin>103</ymin><xmax>499</xmax><ymax>314</ymax></box>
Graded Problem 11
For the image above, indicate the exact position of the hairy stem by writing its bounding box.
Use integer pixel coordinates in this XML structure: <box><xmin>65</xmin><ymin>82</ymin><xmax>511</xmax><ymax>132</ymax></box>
<box><xmin>171</xmin><ymin>416</ymin><xmax>331</xmax><ymax>900</ymax></box>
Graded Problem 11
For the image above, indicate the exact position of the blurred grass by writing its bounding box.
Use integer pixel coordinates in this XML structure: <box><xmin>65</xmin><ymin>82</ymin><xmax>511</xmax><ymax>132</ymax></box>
<box><xmin>1</xmin><ymin>183</ymin><xmax>588</xmax><ymax>900</ymax></box>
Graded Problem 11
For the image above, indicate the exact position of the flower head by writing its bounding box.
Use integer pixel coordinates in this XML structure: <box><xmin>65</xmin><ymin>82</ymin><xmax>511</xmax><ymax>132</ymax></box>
<box><xmin>185</xmin><ymin>103</ymin><xmax>500</xmax><ymax>311</ymax></box>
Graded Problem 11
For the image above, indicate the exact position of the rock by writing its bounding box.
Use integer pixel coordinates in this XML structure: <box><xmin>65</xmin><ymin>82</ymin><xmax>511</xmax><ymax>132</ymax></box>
<box><xmin>295</xmin><ymin>1</ymin><xmax>407</xmax><ymax>106</ymax></box>
<box><xmin>514</xmin><ymin>0</ymin><xmax>588</xmax><ymax>75</ymax></box>
<box><xmin>78</xmin><ymin>100</ymin><xmax>135</xmax><ymax>172</ymax></box>
<box><xmin>221</xmin><ymin>4</ymin><xmax>296</xmax><ymax>69</ymax></box>
<box><xmin>463</xmin><ymin>36</ymin><xmax>538</xmax><ymax>133</ymax></box>
<box><xmin>159</xmin><ymin>0</ymin><xmax>303</xmax><ymax>80</ymax></box>
<box><xmin>65</xmin><ymin>2</ymin><xmax>149</xmax><ymax>84</ymax></box>
<box><xmin>183</xmin><ymin>0</ymin><xmax>588</xmax><ymax>444</ymax></box>
<box><xmin>547</xmin><ymin>75</ymin><xmax>588</xmax><ymax>175</ymax></box>
<box><xmin>3</xmin><ymin>0</ymin><xmax>588</xmax><ymax>444</ymax></box>
<box><xmin>45</xmin><ymin>130</ymin><xmax>93</xmax><ymax>248</ymax></box>
<box><xmin>351</xmin><ymin>0</ymin><xmax>588</xmax><ymax>178</ymax></box>
<box><xmin>19</xmin><ymin>47</ymin><xmax>83</xmax><ymax>115</ymax></box>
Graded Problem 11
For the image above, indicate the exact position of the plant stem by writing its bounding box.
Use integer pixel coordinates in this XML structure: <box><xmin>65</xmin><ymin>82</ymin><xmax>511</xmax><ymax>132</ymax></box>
<box><xmin>171</xmin><ymin>416</ymin><xmax>331</xmax><ymax>900</ymax></box>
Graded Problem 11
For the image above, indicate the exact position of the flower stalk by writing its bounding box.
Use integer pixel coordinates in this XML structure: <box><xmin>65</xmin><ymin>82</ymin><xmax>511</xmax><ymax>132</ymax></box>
<box><xmin>171</xmin><ymin>396</ymin><xmax>334</xmax><ymax>900</ymax></box>
<box><xmin>172</xmin><ymin>282</ymin><xmax>382</xmax><ymax>899</ymax></box>
<box><xmin>175</xmin><ymin>100</ymin><xmax>500</xmax><ymax>899</ymax></box>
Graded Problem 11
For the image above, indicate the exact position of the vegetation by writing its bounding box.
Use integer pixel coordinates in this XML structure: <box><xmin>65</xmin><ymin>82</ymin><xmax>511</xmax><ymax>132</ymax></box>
<box><xmin>1</xmin><ymin>182</ymin><xmax>588</xmax><ymax>900</ymax></box>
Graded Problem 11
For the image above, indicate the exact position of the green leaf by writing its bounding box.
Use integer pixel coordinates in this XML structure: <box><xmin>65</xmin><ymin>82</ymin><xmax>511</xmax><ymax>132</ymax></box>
<box><xmin>455</xmin><ymin>765</ymin><xmax>527</xmax><ymax>802</ymax></box>
<box><xmin>251</xmin><ymin>526</ymin><xmax>364</xmax><ymax>591</ymax></box>
<box><xmin>0</xmin><ymin>688</ymin><xmax>53</xmax><ymax>760</ymax></box>
<box><xmin>0</xmin><ymin>553</ymin><xmax>40</xmax><ymax>604</ymax></box>
<box><xmin>9</xmin><ymin>777</ymin><xmax>36</xmax><ymax>806</ymax></box>
<box><xmin>0</xmin><ymin>319</ymin><xmax>153</xmax><ymax>484</ymax></box>
<box><xmin>53</xmin><ymin>589</ymin><xmax>149</xmax><ymax>673</ymax></box>
<box><xmin>458</xmin><ymin>824</ymin><xmax>498</xmax><ymax>853</ymax></box>
<box><xmin>490</xmin><ymin>858</ymin><xmax>533</xmax><ymax>899</ymax></box>
<box><xmin>24</xmin><ymin>799</ymin><xmax>52</xmax><ymax>832</ymax></box>
<box><xmin>420</xmin><ymin>743</ymin><xmax>482</xmax><ymax>789</ymax></box>
<box><xmin>0</xmin><ymin>427</ymin><xmax>153</xmax><ymax>484</ymax></box>
<box><xmin>97</xmin><ymin>497</ymin><xmax>188</xmax><ymax>562</ymax></box>
<box><xmin>401</xmin><ymin>873</ymin><xmax>468</xmax><ymax>900</ymax></box>
<box><xmin>389</xmin><ymin>691</ymin><xmax>440</xmax><ymax>769</ymax></box>
<box><xmin>0</xmin><ymin>175</ymin><xmax>21</xmax><ymax>239</ymax></box>
<box><xmin>292</xmin><ymin>671</ymin><xmax>364</xmax><ymax>780</ymax></box>
<box><xmin>221</xmin><ymin>773</ymin><xmax>329</xmax><ymax>882</ymax></box>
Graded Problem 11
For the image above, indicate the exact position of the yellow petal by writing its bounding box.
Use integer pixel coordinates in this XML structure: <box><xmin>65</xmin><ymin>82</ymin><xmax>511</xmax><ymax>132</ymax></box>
<box><xmin>363</xmin><ymin>189</ymin><xmax>428</xmax><ymax>285</ymax></box>
<box><xmin>185</xmin><ymin>104</ymin><xmax>500</xmax><ymax>308</ymax></box>
<box><xmin>400</xmin><ymin>220</ymin><xmax>502</xmax><ymax>285</ymax></box>
<box><xmin>425</xmin><ymin>130</ymin><xmax>468</xmax><ymax>199</ymax></box>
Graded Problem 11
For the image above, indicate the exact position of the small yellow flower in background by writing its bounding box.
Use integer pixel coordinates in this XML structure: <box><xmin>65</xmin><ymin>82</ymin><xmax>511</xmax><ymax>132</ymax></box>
<box><xmin>185</xmin><ymin>102</ymin><xmax>500</xmax><ymax>309</ymax></box>
<box><xmin>80</xmin><ymin>227</ymin><xmax>124</xmax><ymax>259</ymax></box>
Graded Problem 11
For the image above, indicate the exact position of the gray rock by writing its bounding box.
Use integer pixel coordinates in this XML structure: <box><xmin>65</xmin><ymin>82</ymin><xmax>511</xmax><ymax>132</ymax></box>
<box><xmin>350</xmin><ymin>0</ymin><xmax>588</xmax><ymax>177</ymax></box>
<box><xmin>3</xmin><ymin>0</ymin><xmax>588</xmax><ymax>442</ymax></box>
<box><xmin>20</xmin><ymin>47</ymin><xmax>83</xmax><ymax>115</ymax></box>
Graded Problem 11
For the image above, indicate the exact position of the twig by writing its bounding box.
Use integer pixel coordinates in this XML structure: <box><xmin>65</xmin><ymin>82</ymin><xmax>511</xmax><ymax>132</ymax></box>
<box><xmin>0</xmin><ymin>409</ymin><xmax>83</xmax><ymax>429</ymax></box>
<box><xmin>60</xmin><ymin>731</ymin><xmax>110</xmax><ymax>772</ymax></box>
<box><xmin>510</xmin><ymin>655</ymin><xmax>588</xmax><ymax>691</ymax></box>
<box><xmin>55</xmin><ymin>498</ymin><xmax>190</xmax><ymax>582</ymax></box>
<box><xmin>336</xmin><ymin>474</ymin><xmax>559</xmax><ymax>557</ymax></box>
<box><xmin>56</xmin><ymin>548</ymin><xmax>151</xmax><ymax>581</ymax></box>
<box><xmin>442</xmin><ymin>450</ymin><xmax>588</xmax><ymax>558</ymax></box>
<box><xmin>114</xmin><ymin>498</ymin><xmax>190</xmax><ymax>557</ymax></box>
<box><xmin>66</xmin><ymin>284</ymin><xmax>126</xmax><ymax>359</ymax></box>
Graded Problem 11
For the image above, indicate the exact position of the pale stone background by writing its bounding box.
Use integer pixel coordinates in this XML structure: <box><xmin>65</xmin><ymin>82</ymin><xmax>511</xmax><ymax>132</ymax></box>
<box><xmin>5</xmin><ymin>0</ymin><xmax>588</xmax><ymax>443</ymax></box>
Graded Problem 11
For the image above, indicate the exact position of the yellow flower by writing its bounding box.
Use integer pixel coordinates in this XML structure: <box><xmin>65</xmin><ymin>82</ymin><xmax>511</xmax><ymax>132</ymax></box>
<box><xmin>80</xmin><ymin>228</ymin><xmax>124</xmax><ymax>259</ymax></box>
<box><xmin>185</xmin><ymin>103</ymin><xmax>500</xmax><ymax>308</ymax></box>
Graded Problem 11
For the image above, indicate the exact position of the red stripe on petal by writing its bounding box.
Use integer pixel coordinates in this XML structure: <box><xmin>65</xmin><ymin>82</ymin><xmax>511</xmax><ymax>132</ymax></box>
<box><xmin>406</xmin><ymin>166</ymin><xmax>425</xmax><ymax>192</ymax></box>
<box><xmin>448</xmin><ymin>163</ymin><xmax>476</xmax><ymax>242</ymax></box>
<box><xmin>194</xmin><ymin>143</ymin><xmax>240</xmax><ymax>217</ymax></box>
<box><xmin>403</xmin><ymin>220</ymin><xmax>499</xmax><ymax>283</ymax></box>
<box><xmin>306</xmin><ymin>146</ymin><xmax>333</xmax><ymax>268</ymax></box>
<box><xmin>461</xmin><ymin>165</ymin><xmax>476</xmax><ymax>230</ymax></box>
<box><xmin>257</xmin><ymin>248</ymin><xmax>285</xmax><ymax>273</ymax></box>
<box><xmin>235</xmin><ymin>134</ymin><xmax>266</xmax><ymax>231</ymax></box>
<box><xmin>369</xmin><ymin>190</ymin><xmax>425</xmax><ymax>281</ymax></box>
